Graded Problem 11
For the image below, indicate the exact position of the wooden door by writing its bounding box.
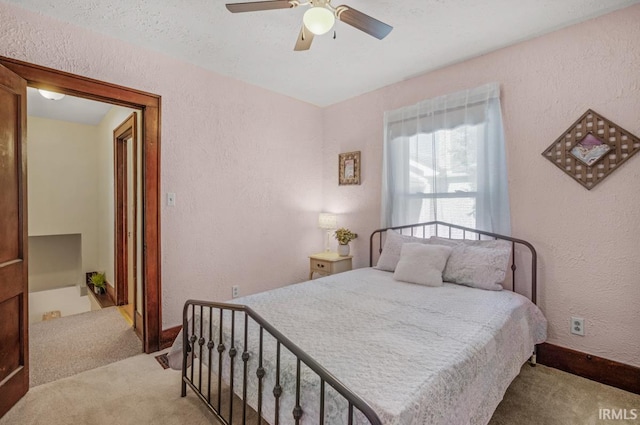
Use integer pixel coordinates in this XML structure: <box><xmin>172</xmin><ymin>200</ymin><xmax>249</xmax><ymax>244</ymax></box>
<box><xmin>0</xmin><ymin>65</ymin><xmax>28</xmax><ymax>417</ymax></box>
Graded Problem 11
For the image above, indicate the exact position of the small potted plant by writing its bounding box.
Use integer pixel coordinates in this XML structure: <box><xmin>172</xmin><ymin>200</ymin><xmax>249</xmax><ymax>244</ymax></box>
<box><xmin>90</xmin><ymin>272</ymin><xmax>107</xmax><ymax>295</ymax></box>
<box><xmin>334</xmin><ymin>227</ymin><xmax>357</xmax><ymax>257</ymax></box>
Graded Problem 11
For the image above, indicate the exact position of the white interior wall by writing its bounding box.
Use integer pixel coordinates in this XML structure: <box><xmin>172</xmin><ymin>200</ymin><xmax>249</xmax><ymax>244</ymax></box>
<box><xmin>27</xmin><ymin>104</ymin><xmax>139</xmax><ymax>310</ymax></box>
<box><xmin>28</xmin><ymin>286</ymin><xmax>92</xmax><ymax>324</ymax></box>
<box><xmin>28</xmin><ymin>234</ymin><xmax>82</xmax><ymax>292</ymax></box>
<box><xmin>27</xmin><ymin>116</ymin><xmax>100</xmax><ymax>289</ymax></box>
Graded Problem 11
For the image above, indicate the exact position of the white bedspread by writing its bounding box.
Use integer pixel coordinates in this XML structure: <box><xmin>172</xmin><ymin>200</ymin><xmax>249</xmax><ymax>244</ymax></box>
<box><xmin>170</xmin><ymin>267</ymin><xmax>547</xmax><ymax>425</ymax></box>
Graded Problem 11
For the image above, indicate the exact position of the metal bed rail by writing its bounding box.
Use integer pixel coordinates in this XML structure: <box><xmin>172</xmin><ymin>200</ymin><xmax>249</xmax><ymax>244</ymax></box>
<box><xmin>181</xmin><ymin>299</ymin><xmax>383</xmax><ymax>425</ymax></box>
<box><xmin>369</xmin><ymin>221</ymin><xmax>538</xmax><ymax>304</ymax></box>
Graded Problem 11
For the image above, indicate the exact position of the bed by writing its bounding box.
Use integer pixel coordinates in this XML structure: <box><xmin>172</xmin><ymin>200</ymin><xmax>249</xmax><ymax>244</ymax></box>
<box><xmin>169</xmin><ymin>221</ymin><xmax>547</xmax><ymax>425</ymax></box>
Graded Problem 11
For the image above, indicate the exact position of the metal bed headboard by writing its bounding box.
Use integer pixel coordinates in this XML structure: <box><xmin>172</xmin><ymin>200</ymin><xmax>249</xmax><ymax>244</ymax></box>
<box><xmin>369</xmin><ymin>221</ymin><xmax>538</xmax><ymax>304</ymax></box>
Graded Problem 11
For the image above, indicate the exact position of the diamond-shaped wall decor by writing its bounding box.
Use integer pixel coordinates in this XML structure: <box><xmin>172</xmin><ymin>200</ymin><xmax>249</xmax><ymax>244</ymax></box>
<box><xmin>542</xmin><ymin>109</ymin><xmax>640</xmax><ymax>190</ymax></box>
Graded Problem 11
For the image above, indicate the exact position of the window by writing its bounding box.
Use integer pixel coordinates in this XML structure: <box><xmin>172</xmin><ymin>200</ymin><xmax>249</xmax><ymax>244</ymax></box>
<box><xmin>382</xmin><ymin>83</ymin><xmax>511</xmax><ymax>235</ymax></box>
<box><xmin>405</xmin><ymin>125</ymin><xmax>480</xmax><ymax>229</ymax></box>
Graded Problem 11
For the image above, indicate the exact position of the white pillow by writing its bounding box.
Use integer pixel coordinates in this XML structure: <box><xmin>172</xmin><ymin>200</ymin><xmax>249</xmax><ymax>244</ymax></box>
<box><xmin>429</xmin><ymin>236</ymin><xmax>512</xmax><ymax>291</ymax></box>
<box><xmin>393</xmin><ymin>243</ymin><xmax>453</xmax><ymax>287</ymax></box>
<box><xmin>375</xmin><ymin>230</ymin><xmax>430</xmax><ymax>272</ymax></box>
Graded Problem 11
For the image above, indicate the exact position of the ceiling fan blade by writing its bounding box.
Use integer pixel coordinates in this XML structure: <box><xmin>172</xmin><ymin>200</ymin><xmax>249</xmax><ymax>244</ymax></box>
<box><xmin>226</xmin><ymin>1</ymin><xmax>295</xmax><ymax>13</ymax></box>
<box><xmin>336</xmin><ymin>5</ymin><xmax>393</xmax><ymax>40</ymax></box>
<box><xmin>294</xmin><ymin>25</ymin><xmax>314</xmax><ymax>51</ymax></box>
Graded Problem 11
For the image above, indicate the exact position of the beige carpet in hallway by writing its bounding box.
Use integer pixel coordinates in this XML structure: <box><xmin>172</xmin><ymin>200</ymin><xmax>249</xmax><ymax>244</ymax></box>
<box><xmin>29</xmin><ymin>306</ymin><xmax>142</xmax><ymax>387</ymax></box>
<box><xmin>2</xmin><ymin>353</ymin><xmax>638</xmax><ymax>425</ymax></box>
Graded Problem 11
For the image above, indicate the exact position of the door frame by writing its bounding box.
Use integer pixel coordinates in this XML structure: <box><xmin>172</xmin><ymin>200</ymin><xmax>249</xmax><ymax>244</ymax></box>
<box><xmin>114</xmin><ymin>113</ymin><xmax>138</xmax><ymax>312</ymax></box>
<box><xmin>0</xmin><ymin>56</ymin><xmax>162</xmax><ymax>353</ymax></box>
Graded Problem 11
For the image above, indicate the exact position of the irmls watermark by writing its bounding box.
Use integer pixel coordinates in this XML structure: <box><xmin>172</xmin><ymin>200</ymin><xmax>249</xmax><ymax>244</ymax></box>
<box><xmin>598</xmin><ymin>408</ymin><xmax>638</xmax><ymax>420</ymax></box>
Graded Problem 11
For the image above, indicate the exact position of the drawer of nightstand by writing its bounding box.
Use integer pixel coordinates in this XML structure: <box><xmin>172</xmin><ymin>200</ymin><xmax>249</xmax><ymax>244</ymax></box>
<box><xmin>310</xmin><ymin>259</ymin><xmax>331</xmax><ymax>272</ymax></box>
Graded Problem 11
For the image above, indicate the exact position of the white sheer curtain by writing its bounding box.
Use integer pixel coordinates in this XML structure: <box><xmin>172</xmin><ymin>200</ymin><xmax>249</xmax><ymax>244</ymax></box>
<box><xmin>381</xmin><ymin>83</ymin><xmax>511</xmax><ymax>235</ymax></box>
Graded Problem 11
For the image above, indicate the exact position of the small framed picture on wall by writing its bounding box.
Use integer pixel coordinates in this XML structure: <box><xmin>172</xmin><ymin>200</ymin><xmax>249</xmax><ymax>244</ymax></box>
<box><xmin>339</xmin><ymin>151</ymin><xmax>361</xmax><ymax>185</ymax></box>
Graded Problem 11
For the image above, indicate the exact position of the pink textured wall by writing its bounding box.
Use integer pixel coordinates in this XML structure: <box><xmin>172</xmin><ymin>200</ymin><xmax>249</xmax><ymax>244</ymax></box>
<box><xmin>322</xmin><ymin>5</ymin><xmax>640</xmax><ymax>367</ymax></box>
<box><xmin>2</xmin><ymin>2</ymin><xmax>639</xmax><ymax>367</ymax></box>
<box><xmin>0</xmin><ymin>3</ymin><xmax>324</xmax><ymax>329</ymax></box>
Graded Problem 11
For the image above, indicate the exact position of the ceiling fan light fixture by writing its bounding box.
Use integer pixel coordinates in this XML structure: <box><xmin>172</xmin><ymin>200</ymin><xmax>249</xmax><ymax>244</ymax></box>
<box><xmin>303</xmin><ymin>6</ymin><xmax>335</xmax><ymax>35</ymax></box>
<box><xmin>38</xmin><ymin>89</ymin><xmax>65</xmax><ymax>101</ymax></box>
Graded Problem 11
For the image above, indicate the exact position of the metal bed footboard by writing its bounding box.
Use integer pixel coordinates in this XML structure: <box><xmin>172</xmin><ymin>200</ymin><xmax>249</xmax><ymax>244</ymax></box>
<box><xmin>181</xmin><ymin>299</ymin><xmax>383</xmax><ymax>425</ymax></box>
<box><xmin>369</xmin><ymin>221</ymin><xmax>538</xmax><ymax>304</ymax></box>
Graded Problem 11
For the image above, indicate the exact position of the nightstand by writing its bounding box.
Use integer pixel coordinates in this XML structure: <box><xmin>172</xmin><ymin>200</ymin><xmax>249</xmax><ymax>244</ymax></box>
<box><xmin>309</xmin><ymin>252</ymin><xmax>353</xmax><ymax>280</ymax></box>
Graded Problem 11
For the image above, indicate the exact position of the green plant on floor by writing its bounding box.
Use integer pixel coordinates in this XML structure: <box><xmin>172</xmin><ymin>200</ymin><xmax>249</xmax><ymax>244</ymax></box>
<box><xmin>90</xmin><ymin>272</ymin><xmax>106</xmax><ymax>294</ymax></box>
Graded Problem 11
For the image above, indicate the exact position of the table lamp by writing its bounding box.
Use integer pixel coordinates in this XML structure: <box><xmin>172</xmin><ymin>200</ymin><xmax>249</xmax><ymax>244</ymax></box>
<box><xmin>318</xmin><ymin>213</ymin><xmax>337</xmax><ymax>252</ymax></box>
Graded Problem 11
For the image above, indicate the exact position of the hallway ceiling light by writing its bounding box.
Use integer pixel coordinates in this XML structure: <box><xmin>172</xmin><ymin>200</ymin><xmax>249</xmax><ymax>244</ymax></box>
<box><xmin>38</xmin><ymin>89</ymin><xmax>66</xmax><ymax>101</ymax></box>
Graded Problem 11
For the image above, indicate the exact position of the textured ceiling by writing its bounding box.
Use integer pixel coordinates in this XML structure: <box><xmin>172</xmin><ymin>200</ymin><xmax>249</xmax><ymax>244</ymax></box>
<box><xmin>6</xmin><ymin>0</ymin><xmax>640</xmax><ymax>106</ymax></box>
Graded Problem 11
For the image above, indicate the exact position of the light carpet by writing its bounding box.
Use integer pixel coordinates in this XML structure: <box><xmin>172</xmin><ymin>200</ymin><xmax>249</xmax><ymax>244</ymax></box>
<box><xmin>3</xmin><ymin>353</ymin><xmax>639</xmax><ymax>425</ymax></box>
<box><xmin>489</xmin><ymin>364</ymin><xmax>640</xmax><ymax>425</ymax></box>
<box><xmin>29</xmin><ymin>306</ymin><xmax>142</xmax><ymax>387</ymax></box>
<box><xmin>1</xmin><ymin>353</ymin><xmax>211</xmax><ymax>425</ymax></box>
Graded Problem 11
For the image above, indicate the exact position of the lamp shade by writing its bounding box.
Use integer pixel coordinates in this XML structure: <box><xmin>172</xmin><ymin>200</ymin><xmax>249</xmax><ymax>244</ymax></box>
<box><xmin>318</xmin><ymin>213</ymin><xmax>337</xmax><ymax>229</ymax></box>
<box><xmin>38</xmin><ymin>89</ymin><xmax>65</xmax><ymax>101</ymax></box>
<box><xmin>303</xmin><ymin>6</ymin><xmax>335</xmax><ymax>35</ymax></box>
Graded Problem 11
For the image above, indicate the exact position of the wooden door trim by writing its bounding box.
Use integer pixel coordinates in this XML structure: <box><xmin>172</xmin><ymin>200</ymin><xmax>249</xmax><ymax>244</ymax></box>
<box><xmin>113</xmin><ymin>113</ymin><xmax>137</xmax><ymax>308</ymax></box>
<box><xmin>114</xmin><ymin>128</ymin><xmax>126</xmax><ymax>305</ymax></box>
<box><xmin>0</xmin><ymin>56</ymin><xmax>162</xmax><ymax>353</ymax></box>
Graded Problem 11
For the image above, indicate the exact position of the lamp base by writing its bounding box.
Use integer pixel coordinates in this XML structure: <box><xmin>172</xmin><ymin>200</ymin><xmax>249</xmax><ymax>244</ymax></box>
<box><xmin>325</xmin><ymin>230</ymin><xmax>332</xmax><ymax>252</ymax></box>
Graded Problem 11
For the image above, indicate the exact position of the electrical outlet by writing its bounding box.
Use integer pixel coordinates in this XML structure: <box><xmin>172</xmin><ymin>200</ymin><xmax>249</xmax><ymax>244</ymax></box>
<box><xmin>232</xmin><ymin>285</ymin><xmax>239</xmax><ymax>299</ymax></box>
<box><xmin>571</xmin><ymin>317</ymin><xmax>585</xmax><ymax>336</ymax></box>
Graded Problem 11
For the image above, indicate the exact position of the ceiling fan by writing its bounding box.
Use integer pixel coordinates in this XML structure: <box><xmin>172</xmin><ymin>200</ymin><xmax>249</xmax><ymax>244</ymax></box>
<box><xmin>225</xmin><ymin>0</ymin><xmax>393</xmax><ymax>51</ymax></box>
